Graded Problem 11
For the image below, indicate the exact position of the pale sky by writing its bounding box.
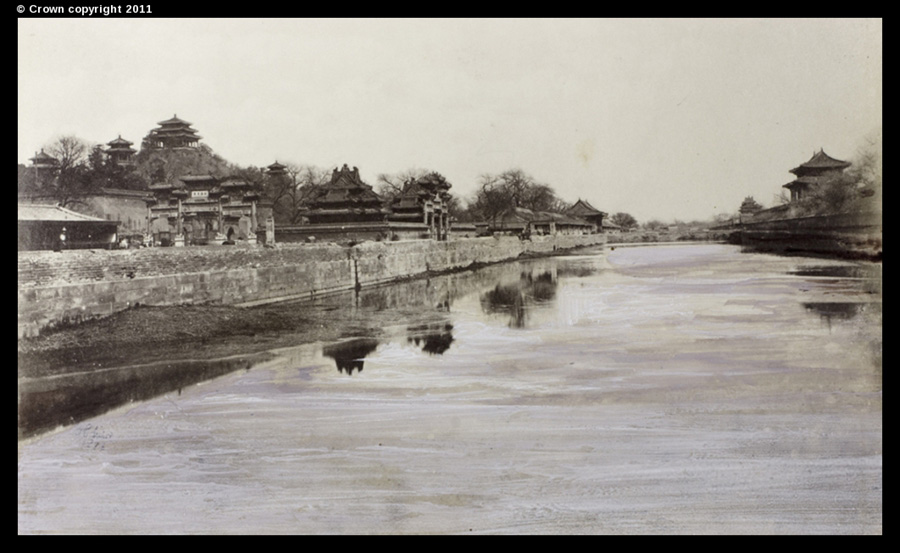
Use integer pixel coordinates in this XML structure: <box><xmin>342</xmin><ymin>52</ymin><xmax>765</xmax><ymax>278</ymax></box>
<box><xmin>18</xmin><ymin>18</ymin><xmax>882</xmax><ymax>223</ymax></box>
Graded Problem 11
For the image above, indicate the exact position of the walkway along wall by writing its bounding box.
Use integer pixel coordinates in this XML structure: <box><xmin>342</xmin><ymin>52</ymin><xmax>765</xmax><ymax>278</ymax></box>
<box><xmin>17</xmin><ymin>234</ymin><xmax>606</xmax><ymax>338</ymax></box>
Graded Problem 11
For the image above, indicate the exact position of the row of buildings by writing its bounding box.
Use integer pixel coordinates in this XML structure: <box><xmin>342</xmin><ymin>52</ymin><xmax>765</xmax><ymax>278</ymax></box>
<box><xmin>19</xmin><ymin>115</ymin><xmax>613</xmax><ymax>251</ymax></box>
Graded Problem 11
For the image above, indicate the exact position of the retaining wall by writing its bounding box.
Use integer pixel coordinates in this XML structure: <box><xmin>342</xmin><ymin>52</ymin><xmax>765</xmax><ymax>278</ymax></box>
<box><xmin>740</xmin><ymin>211</ymin><xmax>882</xmax><ymax>260</ymax></box>
<box><xmin>18</xmin><ymin>234</ymin><xmax>605</xmax><ymax>338</ymax></box>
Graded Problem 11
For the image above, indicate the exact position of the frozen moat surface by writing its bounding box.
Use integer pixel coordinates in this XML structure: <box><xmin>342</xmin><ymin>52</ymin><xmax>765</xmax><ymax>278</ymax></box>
<box><xmin>18</xmin><ymin>244</ymin><xmax>882</xmax><ymax>534</ymax></box>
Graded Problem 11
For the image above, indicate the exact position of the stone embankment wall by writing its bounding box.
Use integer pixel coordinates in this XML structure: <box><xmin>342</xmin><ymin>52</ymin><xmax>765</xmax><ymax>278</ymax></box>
<box><xmin>18</xmin><ymin>234</ymin><xmax>605</xmax><ymax>338</ymax></box>
<box><xmin>740</xmin><ymin>211</ymin><xmax>882</xmax><ymax>260</ymax></box>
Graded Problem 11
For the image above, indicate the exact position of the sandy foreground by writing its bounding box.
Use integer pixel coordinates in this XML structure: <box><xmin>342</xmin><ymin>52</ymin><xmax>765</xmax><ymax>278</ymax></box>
<box><xmin>18</xmin><ymin>245</ymin><xmax>882</xmax><ymax>534</ymax></box>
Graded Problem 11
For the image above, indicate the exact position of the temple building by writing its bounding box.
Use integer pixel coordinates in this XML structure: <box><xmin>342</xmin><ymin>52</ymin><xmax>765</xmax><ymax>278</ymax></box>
<box><xmin>28</xmin><ymin>149</ymin><xmax>58</xmax><ymax>187</ymax></box>
<box><xmin>147</xmin><ymin>174</ymin><xmax>261</xmax><ymax>246</ymax></box>
<box><xmin>565</xmin><ymin>199</ymin><xmax>607</xmax><ymax>233</ymax></box>
<box><xmin>783</xmin><ymin>149</ymin><xmax>851</xmax><ymax>203</ymax></box>
<box><xmin>142</xmin><ymin>114</ymin><xmax>202</xmax><ymax>150</ymax></box>
<box><xmin>303</xmin><ymin>164</ymin><xmax>388</xmax><ymax>224</ymax></box>
<box><xmin>738</xmin><ymin>196</ymin><xmax>763</xmax><ymax>222</ymax></box>
<box><xmin>387</xmin><ymin>172</ymin><xmax>452</xmax><ymax>240</ymax></box>
<box><xmin>105</xmin><ymin>135</ymin><xmax>137</xmax><ymax>167</ymax></box>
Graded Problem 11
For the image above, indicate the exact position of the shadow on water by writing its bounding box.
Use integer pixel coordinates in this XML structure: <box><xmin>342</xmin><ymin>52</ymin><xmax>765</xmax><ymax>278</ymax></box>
<box><xmin>322</xmin><ymin>338</ymin><xmax>380</xmax><ymax>375</ymax></box>
<box><xmin>18</xmin><ymin>356</ymin><xmax>258</xmax><ymax>440</ymax></box>
<box><xmin>790</xmin><ymin>264</ymin><xmax>883</xmax><ymax>296</ymax></box>
<box><xmin>407</xmin><ymin>322</ymin><xmax>455</xmax><ymax>355</ymax></box>
<box><xmin>19</xmin><ymin>253</ymin><xmax>601</xmax><ymax>436</ymax></box>
<box><xmin>480</xmin><ymin>270</ymin><xmax>558</xmax><ymax>328</ymax></box>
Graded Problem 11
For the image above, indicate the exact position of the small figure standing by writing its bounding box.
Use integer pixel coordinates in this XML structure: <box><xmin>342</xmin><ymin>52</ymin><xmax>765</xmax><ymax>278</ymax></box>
<box><xmin>56</xmin><ymin>226</ymin><xmax>67</xmax><ymax>251</ymax></box>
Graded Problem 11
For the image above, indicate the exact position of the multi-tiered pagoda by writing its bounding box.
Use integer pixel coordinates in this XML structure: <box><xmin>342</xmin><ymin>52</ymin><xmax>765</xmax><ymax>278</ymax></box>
<box><xmin>142</xmin><ymin>115</ymin><xmax>202</xmax><ymax>150</ymax></box>
<box><xmin>302</xmin><ymin>164</ymin><xmax>388</xmax><ymax>225</ymax></box>
<box><xmin>105</xmin><ymin>135</ymin><xmax>137</xmax><ymax>167</ymax></box>
<box><xmin>783</xmin><ymin>149</ymin><xmax>852</xmax><ymax>203</ymax></box>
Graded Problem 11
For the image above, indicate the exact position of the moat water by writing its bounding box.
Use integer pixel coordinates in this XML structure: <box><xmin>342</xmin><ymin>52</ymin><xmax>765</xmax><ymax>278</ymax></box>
<box><xmin>18</xmin><ymin>243</ymin><xmax>882</xmax><ymax>534</ymax></box>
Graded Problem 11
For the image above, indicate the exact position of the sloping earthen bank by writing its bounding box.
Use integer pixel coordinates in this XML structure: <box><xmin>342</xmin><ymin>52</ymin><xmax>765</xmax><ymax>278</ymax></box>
<box><xmin>18</xmin><ymin>234</ymin><xmax>606</xmax><ymax>339</ymax></box>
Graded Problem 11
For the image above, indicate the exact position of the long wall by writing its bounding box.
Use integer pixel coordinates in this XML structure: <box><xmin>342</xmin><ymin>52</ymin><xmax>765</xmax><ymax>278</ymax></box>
<box><xmin>740</xmin><ymin>210</ymin><xmax>882</xmax><ymax>260</ymax></box>
<box><xmin>17</xmin><ymin>234</ymin><xmax>605</xmax><ymax>338</ymax></box>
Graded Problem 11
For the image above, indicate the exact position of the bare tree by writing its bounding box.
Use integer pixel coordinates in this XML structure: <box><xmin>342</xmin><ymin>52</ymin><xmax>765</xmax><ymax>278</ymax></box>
<box><xmin>40</xmin><ymin>135</ymin><xmax>92</xmax><ymax>207</ymax></box>
<box><xmin>375</xmin><ymin>168</ymin><xmax>431</xmax><ymax>202</ymax></box>
<box><xmin>265</xmin><ymin>163</ymin><xmax>329</xmax><ymax>225</ymax></box>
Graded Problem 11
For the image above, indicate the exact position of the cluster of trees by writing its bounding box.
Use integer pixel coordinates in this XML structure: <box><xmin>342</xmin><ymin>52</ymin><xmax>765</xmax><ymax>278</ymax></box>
<box><xmin>21</xmin><ymin>135</ymin><xmax>653</xmax><ymax>229</ymax></box>
<box><xmin>458</xmin><ymin>169</ymin><xmax>567</xmax><ymax>222</ymax></box>
<box><xmin>18</xmin><ymin>136</ymin><xmax>148</xmax><ymax>208</ymax></box>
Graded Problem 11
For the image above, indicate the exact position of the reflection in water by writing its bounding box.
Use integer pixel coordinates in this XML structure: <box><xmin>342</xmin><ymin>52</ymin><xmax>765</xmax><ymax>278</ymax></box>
<box><xmin>407</xmin><ymin>322</ymin><xmax>454</xmax><ymax>355</ymax></box>
<box><xmin>18</xmin><ymin>356</ymin><xmax>255</xmax><ymax>440</ymax></box>
<box><xmin>803</xmin><ymin>302</ymin><xmax>864</xmax><ymax>320</ymax></box>
<box><xmin>803</xmin><ymin>301</ymin><xmax>882</xmax><ymax>330</ymax></box>
<box><xmin>480</xmin><ymin>270</ymin><xmax>558</xmax><ymax>328</ymax></box>
<box><xmin>792</xmin><ymin>266</ymin><xmax>868</xmax><ymax>278</ymax></box>
<box><xmin>322</xmin><ymin>338</ymin><xmax>380</xmax><ymax>375</ymax></box>
<box><xmin>790</xmin><ymin>264</ymin><xmax>883</xmax><ymax>295</ymax></box>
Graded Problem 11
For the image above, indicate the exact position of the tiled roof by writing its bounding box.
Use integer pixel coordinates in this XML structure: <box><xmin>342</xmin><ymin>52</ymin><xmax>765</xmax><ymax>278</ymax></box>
<box><xmin>790</xmin><ymin>149</ymin><xmax>851</xmax><ymax>175</ymax></box>
<box><xmin>566</xmin><ymin>199</ymin><xmax>606</xmax><ymax>217</ymax></box>
<box><xmin>157</xmin><ymin>114</ymin><xmax>193</xmax><ymax>126</ymax></box>
<box><xmin>305</xmin><ymin>164</ymin><xmax>384</xmax><ymax>207</ymax></box>
<box><xmin>18</xmin><ymin>204</ymin><xmax>109</xmax><ymax>222</ymax></box>
<box><xmin>107</xmin><ymin>135</ymin><xmax>134</xmax><ymax>147</ymax></box>
<box><xmin>29</xmin><ymin>149</ymin><xmax>58</xmax><ymax>164</ymax></box>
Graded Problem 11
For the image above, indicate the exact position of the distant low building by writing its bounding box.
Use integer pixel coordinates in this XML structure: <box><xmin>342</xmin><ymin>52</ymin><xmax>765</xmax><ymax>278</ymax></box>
<box><xmin>564</xmin><ymin>199</ymin><xmax>608</xmax><ymax>233</ymax></box>
<box><xmin>783</xmin><ymin>149</ymin><xmax>851</xmax><ymax>203</ymax></box>
<box><xmin>488</xmin><ymin>207</ymin><xmax>593</xmax><ymax>236</ymax></box>
<box><xmin>18</xmin><ymin>188</ymin><xmax>153</xmax><ymax>239</ymax></box>
<box><xmin>18</xmin><ymin>203</ymin><xmax>118</xmax><ymax>251</ymax></box>
<box><xmin>603</xmin><ymin>219</ymin><xmax>622</xmax><ymax>234</ymax></box>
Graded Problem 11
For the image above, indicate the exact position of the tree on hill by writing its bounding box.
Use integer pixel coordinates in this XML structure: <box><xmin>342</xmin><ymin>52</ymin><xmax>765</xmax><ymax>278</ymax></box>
<box><xmin>133</xmin><ymin>143</ymin><xmax>232</xmax><ymax>184</ymax></box>
<box><xmin>81</xmin><ymin>145</ymin><xmax>149</xmax><ymax>191</ymax></box>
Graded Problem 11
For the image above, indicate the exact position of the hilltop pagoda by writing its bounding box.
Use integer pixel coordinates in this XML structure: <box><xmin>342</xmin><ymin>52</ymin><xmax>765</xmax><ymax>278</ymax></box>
<box><xmin>302</xmin><ymin>164</ymin><xmax>388</xmax><ymax>225</ymax></box>
<box><xmin>783</xmin><ymin>149</ymin><xmax>851</xmax><ymax>203</ymax></box>
<box><xmin>105</xmin><ymin>135</ymin><xmax>137</xmax><ymax>167</ymax></box>
<box><xmin>142</xmin><ymin>114</ymin><xmax>202</xmax><ymax>150</ymax></box>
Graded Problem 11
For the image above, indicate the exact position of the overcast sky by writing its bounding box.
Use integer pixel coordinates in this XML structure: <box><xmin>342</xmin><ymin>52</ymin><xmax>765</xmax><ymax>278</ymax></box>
<box><xmin>18</xmin><ymin>18</ymin><xmax>882</xmax><ymax>222</ymax></box>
